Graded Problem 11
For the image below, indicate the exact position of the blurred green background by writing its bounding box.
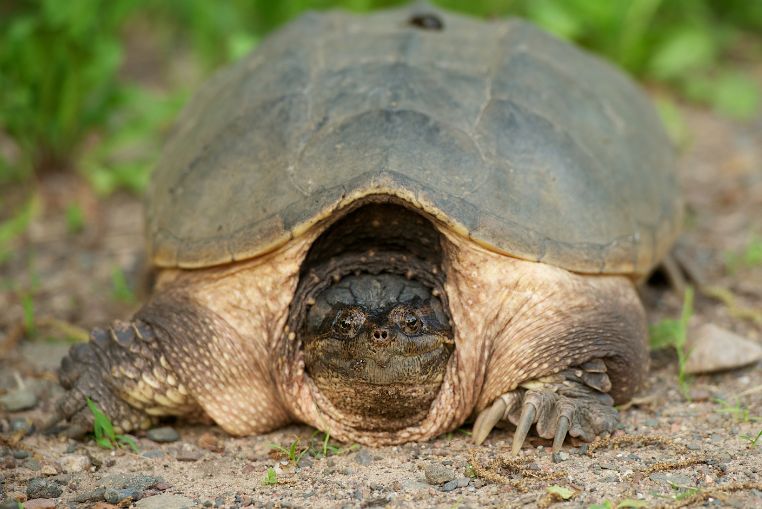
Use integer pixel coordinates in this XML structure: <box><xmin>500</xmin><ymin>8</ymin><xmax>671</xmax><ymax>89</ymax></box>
<box><xmin>1</xmin><ymin>0</ymin><xmax>761</xmax><ymax>194</ymax></box>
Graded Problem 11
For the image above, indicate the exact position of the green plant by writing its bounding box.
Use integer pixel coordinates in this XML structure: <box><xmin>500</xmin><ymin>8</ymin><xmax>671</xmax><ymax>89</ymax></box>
<box><xmin>649</xmin><ymin>286</ymin><xmax>694</xmax><ymax>395</ymax></box>
<box><xmin>65</xmin><ymin>203</ymin><xmax>85</xmax><ymax>234</ymax></box>
<box><xmin>20</xmin><ymin>292</ymin><xmax>36</xmax><ymax>336</ymax></box>
<box><xmin>725</xmin><ymin>237</ymin><xmax>762</xmax><ymax>274</ymax></box>
<box><xmin>0</xmin><ymin>0</ymin><xmax>138</xmax><ymax>178</ymax></box>
<box><xmin>270</xmin><ymin>437</ymin><xmax>309</xmax><ymax>465</ymax></box>
<box><xmin>714</xmin><ymin>398</ymin><xmax>760</xmax><ymax>423</ymax></box>
<box><xmin>546</xmin><ymin>485</ymin><xmax>575</xmax><ymax>500</ymax></box>
<box><xmin>111</xmin><ymin>266</ymin><xmax>136</xmax><ymax>303</ymax></box>
<box><xmin>740</xmin><ymin>429</ymin><xmax>762</xmax><ymax>447</ymax></box>
<box><xmin>86</xmin><ymin>397</ymin><xmax>139</xmax><ymax>451</ymax></box>
<box><xmin>262</xmin><ymin>466</ymin><xmax>278</xmax><ymax>485</ymax></box>
<box><xmin>0</xmin><ymin>194</ymin><xmax>39</xmax><ymax>263</ymax></box>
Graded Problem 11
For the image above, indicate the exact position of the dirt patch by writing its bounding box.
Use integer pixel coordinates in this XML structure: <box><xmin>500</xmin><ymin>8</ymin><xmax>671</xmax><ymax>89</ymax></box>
<box><xmin>1</xmin><ymin>104</ymin><xmax>761</xmax><ymax>508</ymax></box>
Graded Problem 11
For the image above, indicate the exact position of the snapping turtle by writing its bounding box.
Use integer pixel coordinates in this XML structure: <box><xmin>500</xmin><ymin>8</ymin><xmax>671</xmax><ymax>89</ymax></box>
<box><xmin>53</xmin><ymin>5</ymin><xmax>680</xmax><ymax>451</ymax></box>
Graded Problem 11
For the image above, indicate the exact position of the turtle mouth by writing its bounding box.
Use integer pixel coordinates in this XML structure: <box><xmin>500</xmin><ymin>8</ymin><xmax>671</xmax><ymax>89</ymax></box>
<box><xmin>304</xmin><ymin>319</ymin><xmax>454</xmax><ymax>385</ymax></box>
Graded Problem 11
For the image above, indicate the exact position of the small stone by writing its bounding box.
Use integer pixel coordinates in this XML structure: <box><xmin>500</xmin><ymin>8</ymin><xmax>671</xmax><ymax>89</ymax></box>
<box><xmin>13</xmin><ymin>450</ymin><xmax>29</xmax><ymax>459</ymax></box>
<box><xmin>0</xmin><ymin>501</ymin><xmax>20</xmax><ymax>509</ymax></box>
<box><xmin>9</xmin><ymin>418</ymin><xmax>34</xmax><ymax>435</ymax></box>
<box><xmin>214</xmin><ymin>496</ymin><xmax>224</xmax><ymax>507</ymax></box>
<box><xmin>197</xmin><ymin>432</ymin><xmax>224</xmax><ymax>452</ymax></box>
<box><xmin>147</xmin><ymin>426</ymin><xmax>180</xmax><ymax>443</ymax></box>
<box><xmin>135</xmin><ymin>494</ymin><xmax>195</xmax><ymax>509</ymax></box>
<box><xmin>685</xmin><ymin>323</ymin><xmax>762</xmax><ymax>374</ymax></box>
<box><xmin>40</xmin><ymin>465</ymin><xmax>57</xmax><ymax>476</ymax></box>
<box><xmin>59</xmin><ymin>454</ymin><xmax>90</xmax><ymax>473</ymax></box>
<box><xmin>176</xmin><ymin>446</ymin><xmax>202</xmax><ymax>462</ymax></box>
<box><xmin>644</xmin><ymin>418</ymin><xmax>659</xmax><ymax>427</ymax></box>
<box><xmin>0</xmin><ymin>387</ymin><xmax>37</xmax><ymax>412</ymax></box>
<box><xmin>22</xmin><ymin>459</ymin><xmax>41</xmax><ymax>471</ymax></box>
<box><xmin>353</xmin><ymin>449</ymin><xmax>374</xmax><ymax>466</ymax></box>
<box><xmin>20</xmin><ymin>499</ymin><xmax>56</xmax><ymax>509</ymax></box>
<box><xmin>686</xmin><ymin>443</ymin><xmax>701</xmax><ymax>451</ymax></box>
<box><xmin>26</xmin><ymin>478</ymin><xmax>62</xmax><ymax>499</ymax></box>
<box><xmin>72</xmin><ymin>488</ymin><xmax>106</xmax><ymax>503</ymax></box>
<box><xmin>552</xmin><ymin>451</ymin><xmax>570</xmax><ymax>463</ymax></box>
<box><xmin>456</xmin><ymin>477</ymin><xmax>470</xmax><ymax>488</ymax></box>
<box><xmin>424</xmin><ymin>463</ymin><xmax>456</xmax><ymax>485</ymax></box>
<box><xmin>141</xmin><ymin>450</ymin><xmax>165</xmax><ymax>459</ymax></box>
<box><xmin>442</xmin><ymin>480</ymin><xmax>458</xmax><ymax>492</ymax></box>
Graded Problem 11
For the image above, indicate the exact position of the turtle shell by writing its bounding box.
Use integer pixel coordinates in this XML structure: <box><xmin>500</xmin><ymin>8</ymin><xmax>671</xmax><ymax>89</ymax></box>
<box><xmin>147</xmin><ymin>5</ymin><xmax>681</xmax><ymax>276</ymax></box>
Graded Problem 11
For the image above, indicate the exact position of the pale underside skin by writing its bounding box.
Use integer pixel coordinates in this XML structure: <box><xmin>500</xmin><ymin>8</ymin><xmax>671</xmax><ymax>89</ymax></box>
<box><xmin>145</xmin><ymin>210</ymin><xmax>648</xmax><ymax>446</ymax></box>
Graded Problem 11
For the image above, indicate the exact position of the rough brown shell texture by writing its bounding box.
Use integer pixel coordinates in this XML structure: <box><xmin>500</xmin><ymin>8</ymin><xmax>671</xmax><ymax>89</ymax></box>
<box><xmin>146</xmin><ymin>4</ymin><xmax>681</xmax><ymax>276</ymax></box>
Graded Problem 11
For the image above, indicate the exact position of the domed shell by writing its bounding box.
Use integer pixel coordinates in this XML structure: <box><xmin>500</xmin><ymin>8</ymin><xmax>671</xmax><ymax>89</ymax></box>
<box><xmin>147</xmin><ymin>5</ymin><xmax>681</xmax><ymax>276</ymax></box>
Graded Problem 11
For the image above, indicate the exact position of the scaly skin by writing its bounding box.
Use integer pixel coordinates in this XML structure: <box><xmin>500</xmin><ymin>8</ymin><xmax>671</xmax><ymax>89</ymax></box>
<box><xmin>53</xmin><ymin>222</ymin><xmax>648</xmax><ymax>447</ymax></box>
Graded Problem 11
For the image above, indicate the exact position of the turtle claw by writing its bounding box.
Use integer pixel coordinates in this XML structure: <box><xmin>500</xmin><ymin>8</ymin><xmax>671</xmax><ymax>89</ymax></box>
<box><xmin>473</xmin><ymin>359</ymin><xmax>618</xmax><ymax>452</ymax></box>
<box><xmin>511</xmin><ymin>402</ymin><xmax>536</xmax><ymax>455</ymax></box>
<box><xmin>473</xmin><ymin>392</ymin><xmax>521</xmax><ymax>445</ymax></box>
<box><xmin>552</xmin><ymin>415</ymin><xmax>570</xmax><ymax>452</ymax></box>
<box><xmin>473</xmin><ymin>397</ymin><xmax>506</xmax><ymax>445</ymax></box>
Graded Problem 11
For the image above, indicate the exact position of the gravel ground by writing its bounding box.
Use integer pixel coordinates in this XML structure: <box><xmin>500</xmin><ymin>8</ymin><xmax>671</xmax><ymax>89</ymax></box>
<box><xmin>1</xmin><ymin>103</ymin><xmax>761</xmax><ymax>508</ymax></box>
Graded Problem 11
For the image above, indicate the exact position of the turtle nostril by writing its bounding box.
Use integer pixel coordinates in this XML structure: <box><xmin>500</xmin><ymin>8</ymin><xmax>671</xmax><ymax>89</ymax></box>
<box><xmin>372</xmin><ymin>328</ymin><xmax>389</xmax><ymax>340</ymax></box>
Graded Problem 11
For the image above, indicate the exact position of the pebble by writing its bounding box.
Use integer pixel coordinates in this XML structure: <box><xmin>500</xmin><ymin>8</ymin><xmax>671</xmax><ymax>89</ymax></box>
<box><xmin>685</xmin><ymin>323</ymin><xmax>762</xmax><ymax>374</ymax></box>
<box><xmin>59</xmin><ymin>454</ymin><xmax>91</xmax><ymax>473</ymax></box>
<box><xmin>26</xmin><ymin>478</ymin><xmax>62</xmax><ymax>499</ymax></box>
<box><xmin>0</xmin><ymin>387</ymin><xmax>37</xmax><ymax>412</ymax></box>
<box><xmin>141</xmin><ymin>450</ymin><xmax>165</xmax><ymax>459</ymax></box>
<box><xmin>135</xmin><ymin>494</ymin><xmax>195</xmax><ymax>509</ymax></box>
<box><xmin>22</xmin><ymin>459</ymin><xmax>41</xmax><ymax>471</ymax></box>
<box><xmin>20</xmin><ymin>499</ymin><xmax>56</xmax><ymax>509</ymax></box>
<box><xmin>0</xmin><ymin>501</ymin><xmax>19</xmax><ymax>509</ymax></box>
<box><xmin>353</xmin><ymin>449</ymin><xmax>374</xmax><ymax>466</ymax></box>
<box><xmin>104</xmin><ymin>488</ymin><xmax>141</xmax><ymax>504</ymax></box>
<box><xmin>552</xmin><ymin>451</ymin><xmax>570</xmax><ymax>463</ymax></box>
<box><xmin>424</xmin><ymin>463</ymin><xmax>456</xmax><ymax>485</ymax></box>
<box><xmin>442</xmin><ymin>477</ymin><xmax>470</xmax><ymax>492</ymax></box>
<box><xmin>395</xmin><ymin>479</ymin><xmax>430</xmax><ymax>492</ymax></box>
<box><xmin>10</xmin><ymin>418</ymin><xmax>34</xmax><ymax>435</ymax></box>
<box><xmin>13</xmin><ymin>450</ymin><xmax>29</xmax><ymax>459</ymax></box>
<box><xmin>72</xmin><ymin>488</ymin><xmax>106</xmax><ymax>503</ymax></box>
<box><xmin>147</xmin><ymin>427</ymin><xmax>180</xmax><ymax>443</ymax></box>
<box><xmin>650</xmin><ymin>472</ymin><xmax>693</xmax><ymax>486</ymax></box>
<box><xmin>176</xmin><ymin>446</ymin><xmax>202</xmax><ymax>462</ymax></box>
<box><xmin>197</xmin><ymin>432</ymin><xmax>224</xmax><ymax>453</ymax></box>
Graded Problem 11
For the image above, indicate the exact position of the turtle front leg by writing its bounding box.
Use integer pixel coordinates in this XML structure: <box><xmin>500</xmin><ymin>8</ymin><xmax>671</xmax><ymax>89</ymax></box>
<box><xmin>55</xmin><ymin>319</ymin><xmax>195</xmax><ymax>436</ymax></box>
<box><xmin>51</xmin><ymin>291</ymin><xmax>291</xmax><ymax>437</ymax></box>
<box><xmin>458</xmin><ymin>264</ymin><xmax>649</xmax><ymax>453</ymax></box>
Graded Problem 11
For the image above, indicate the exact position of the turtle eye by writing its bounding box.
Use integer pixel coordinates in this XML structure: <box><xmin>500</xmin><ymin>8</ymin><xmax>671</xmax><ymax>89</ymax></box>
<box><xmin>401</xmin><ymin>312</ymin><xmax>422</xmax><ymax>335</ymax></box>
<box><xmin>332</xmin><ymin>308</ymin><xmax>365</xmax><ymax>338</ymax></box>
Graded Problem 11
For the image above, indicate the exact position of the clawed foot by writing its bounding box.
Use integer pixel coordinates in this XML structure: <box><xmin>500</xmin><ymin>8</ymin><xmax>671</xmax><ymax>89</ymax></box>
<box><xmin>43</xmin><ymin>322</ymin><xmax>157</xmax><ymax>437</ymax></box>
<box><xmin>473</xmin><ymin>359</ymin><xmax>618</xmax><ymax>454</ymax></box>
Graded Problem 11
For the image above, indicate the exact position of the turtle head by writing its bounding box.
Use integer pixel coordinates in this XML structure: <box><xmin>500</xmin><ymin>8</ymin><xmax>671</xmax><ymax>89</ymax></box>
<box><xmin>302</xmin><ymin>273</ymin><xmax>454</xmax><ymax>430</ymax></box>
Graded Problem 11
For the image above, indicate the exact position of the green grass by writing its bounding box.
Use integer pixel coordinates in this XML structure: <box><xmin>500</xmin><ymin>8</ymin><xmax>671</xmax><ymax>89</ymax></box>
<box><xmin>86</xmin><ymin>397</ymin><xmax>139</xmax><ymax>452</ymax></box>
<box><xmin>725</xmin><ymin>236</ymin><xmax>762</xmax><ymax>274</ymax></box>
<box><xmin>262</xmin><ymin>466</ymin><xmax>278</xmax><ymax>485</ymax></box>
<box><xmin>713</xmin><ymin>398</ymin><xmax>761</xmax><ymax>423</ymax></box>
<box><xmin>649</xmin><ymin>286</ymin><xmax>694</xmax><ymax>396</ymax></box>
<box><xmin>65</xmin><ymin>203</ymin><xmax>85</xmax><ymax>234</ymax></box>
<box><xmin>111</xmin><ymin>266</ymin><xmax>136</xmax><ymax>304</ymax></box>
<box><xmin>270</xmin><ymin>437</ymin><xmax>310</xmax><ymax>466</ymax></box>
